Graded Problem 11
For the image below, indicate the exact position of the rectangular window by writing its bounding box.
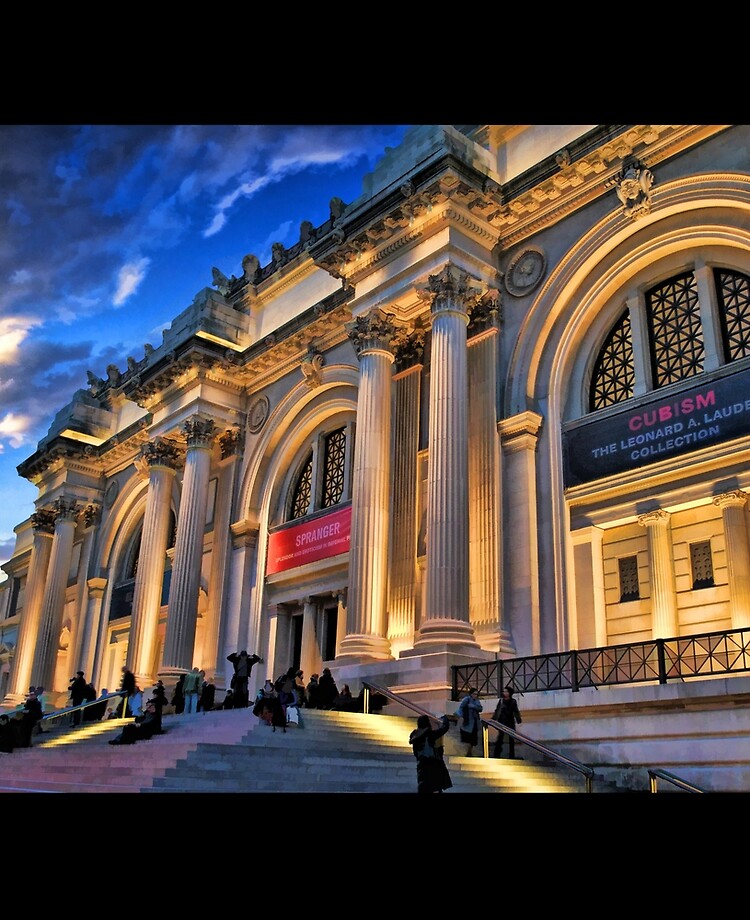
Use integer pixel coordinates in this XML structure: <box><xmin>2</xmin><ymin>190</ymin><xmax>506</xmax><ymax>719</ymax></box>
<box><xmin>618</xmin><ymin>555</ymin><xmax>640</xmax><ymax>602</ymax></box>
<box><xmin>690</xmin><ymin>540</ymin><xmax>715</xmax><ymax>589</ymax></box>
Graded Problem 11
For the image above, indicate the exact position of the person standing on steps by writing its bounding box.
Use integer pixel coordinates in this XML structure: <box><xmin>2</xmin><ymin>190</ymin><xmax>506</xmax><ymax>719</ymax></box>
<box><xmin>456</xmin><ymin>687</ymin><xmax>483</xmax><ymax>756</ymax></box>
<box><xmin>226</xmin><ymin>650</ymin><xmax>262</xmax><ymax>708</ymax></box>
<box><xmin>182</xmin><ymin>666</ymin><xmax>202</xmax><ymax>714</ymax></box>
<box><xmin>68</xmin><ymin>670</ymin><xmax>88</xmax><ymax>726</ymax></box>
<box><xmin>492</xmin><ymin>685</ymin><xmax>523</xmax><ymax>759</ymax></box>
<box><xmin>409</xmin><ymin>714</ymin><xmax>453</xmax><ymax>793</ymax></box>
<box><xmin>119</xmin><ymin>665</ymin><xmax>136</xmax><ymax>717</ymax></box>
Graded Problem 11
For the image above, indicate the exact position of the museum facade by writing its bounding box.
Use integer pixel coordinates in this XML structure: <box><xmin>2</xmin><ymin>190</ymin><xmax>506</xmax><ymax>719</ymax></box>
<box><xmin>2</xmin><ymin>124</ymin><xmax>749</xmax><ymax>715</ymax></box>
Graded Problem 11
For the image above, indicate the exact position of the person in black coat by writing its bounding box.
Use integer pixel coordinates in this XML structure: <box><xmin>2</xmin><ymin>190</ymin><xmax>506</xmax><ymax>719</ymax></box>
<box><xmin>68</xmin><ymin>670</ymin><xmax>88</xmax><ymax>726</ymax></box>
<box><xmin>108</xmin><ymin>700</ymin><xmax>162</xmax><ymax>745</ymax></box>
<box><xmin>227</xmin><ymin>650</ymin><xmax>262</xmax><ymax>708</ymax></box>
<box><xmin>409</xmin><ymin>714</ymin><xmax>453</xmax><ymax>794</ymax></box>
<box><xmin>492</xmin><ymin>685</ymin><xmax>523</xmax><ymax>759</ymax></box>
<box><xmin>20</xmin><ymin>691</ymin><xmax>43</xmax><ymax>747</ymax></box>
<box><xmin>118</xmin><ymin>666</ymin><xmax>136</xmax><ymax>717</ymax></box>
<box><xmin>199</xmin><ymin>672</ymin><xmax>216</xmax><ymax>713</ymax></box>
<box><xmin>317</xmin><ymin>668</ymin><xmax>338</xmax><ymax>709</ymax></box>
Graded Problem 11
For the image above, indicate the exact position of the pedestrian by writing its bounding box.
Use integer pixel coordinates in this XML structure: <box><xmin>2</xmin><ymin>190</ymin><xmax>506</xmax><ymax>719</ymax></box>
<box><xmin>317</xmin><ymin>667</ymin><xmax>338</xmax><ymax>709</ymax></box>
<box><xmin>200</xmin><ymin>672</ymin><xmax>216</xmax><ymax>713</ymax></box>
<box><xmin>182</xmin><ymin>667</ymin><xmax>202</xmax><ymax>714</ymax></box>
<box><xmin>108</xmin><ymin>699</ymin><xmax>162</xmax><ymax>745</ymax></box>
<box><xmin>226</xmin><ymin>649</ymin><xmax>262</xmax><ymax>708</ymax></box>
<box><xmin>221</xmin><ymin>688</ymin><xmax>235</xmax><ymax>709</ymax></box>
<box><xmin>331</xmin><ymin>683</ymin><xmax>354</xmax><ymax>711</ymax></box>
<box><xmin>492</xmin><ymin>685</ymin><xmax>523</xmax><ymax>759</ymax></box>
<box><xmin>68</xmin><ymin>670</ymin><xmax>87</xmax><ymax>726</ymax></box>
<box><xmin>87</xmin><ymin>687</ymin><xmax>109</xmax><ymax>722</ymax></box>
<box><xmin>129</xmin><ymin>684</ymin><xmax>144</xmax><ymax>717</ymax></box>
<box><xmin>171</xmin><ymin>673</ymin><xmax>186</xmax><ymax>714</ymax></box>
<box><xmin>82</xmin><ymin>680</ymin><xmax>99</xmax><ymax>721</ymax></box>
<box><xmin>150</xmin><ymin>680</ymin><xmax>169</xmax><ymax>714</ymax></box>
<box><xmin>456</xmin><ymin>687</ymin><xmax>483</xmax><ymax>756</ymax></box>
<box><xmin>119</xmin><ymin>665</ymin><xmax>136</xmax><ymax>717</ymax></box>
<box><xmin>306</xmin><ymin>673</ymin><xmax>320</xmax><ymax>709</ymax></box>
<box><xmin>409</xmin><ymin>714</ymin><xmax>453</xmax><ymax>794</ymax></box>
<box><xmin>20</xmin><ymin>688</ymin><xmax>43</xmax><ymax>747</ymax></box>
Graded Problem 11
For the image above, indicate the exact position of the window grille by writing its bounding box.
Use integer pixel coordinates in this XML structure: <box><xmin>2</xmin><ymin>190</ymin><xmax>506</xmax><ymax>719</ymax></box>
<box><xmin>618</xmin><ymin>555</ymin><xmax>640</xmax><ymax>602</ymax></box>
<box><xmin>715</xmin><ymin>268</ymin><xmax>750</xmax><ymax>361</ymax></box>
<box><xmin>690</xmin><ymin>540</ymin><xmax>715</xmax><ymax>589</ymax></box>
<box><xmin>590</xmin><ymin>309</ymin><xmax>634</xmax><ymax>410</ymax></box>
<box><xmin>646</xmin><ymin>272</ymin><xmax>704</xmax><ymax>387</ymax></box>
<box><xmin>321</xmin><ymin>427</ymin><xmax>346</xmax><ymax>508</ymax></box>
<box><xmin>290</xmin><ymin>454</ymin><xmax>313</xmax><ymax>519</ymax></box>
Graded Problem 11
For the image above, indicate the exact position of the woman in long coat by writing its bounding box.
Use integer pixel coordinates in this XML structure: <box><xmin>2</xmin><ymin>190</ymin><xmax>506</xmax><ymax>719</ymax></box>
<box><xmin>409</xmin><ymin>714</ymin><xmax>453</xmax><ymax>794</ymax></box>
<box><xmin>457</xmin><ymin>688</ymin><xmax>483</xmax><ymax>756</ymax></box>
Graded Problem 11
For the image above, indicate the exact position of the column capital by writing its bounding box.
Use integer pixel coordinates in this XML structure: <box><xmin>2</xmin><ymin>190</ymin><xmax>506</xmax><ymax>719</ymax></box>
<box><xmin>638</xmin><ymin>508</ymin><xmax>670</xmax><ymax>528</ymax></box>
<box><xmin>346</xmin><ymin>307</ymin><xmax>400</xmax><ymax>359</ymax></box>
<box><xmin>392</xmin><ymin>319</ymin><xmax>427</xmax><ymax>374</ymax></box>
<box><xmin>182</xmin><ymin>415</ymin><xmax>218</xmax><ymax>449</ymax></box>
<box><xmin>30</xmin><ymin>509</ymin><xmax>56</xmax><ymax>535</ymax></box>
<box><xmin>713</xmin><ymin>489</ymin><xmax>748</xmax><ymax>510</ymax></box>
<box><xmin>51</xmin><ymin>496</ymin><xmax>79</xmax><ymax>523</ymax></box>
<box><xmin>416</xmin><ymin>264</ymin><xmax>486</xmax><ymax>319</ymax></box>
<box><xmin>230</xmin><ymin>519</ymin><xmax>259</xmax><ymax>548</ymax></box>
<box><xmin>139</xmin><ymin>437</ymin><xmax>182</xmax><ymax>470</ymax></box>
<box><xmin>219</xmin><ymin>425</ymin><xmax>244</xmax><ymax>460</ymax></box>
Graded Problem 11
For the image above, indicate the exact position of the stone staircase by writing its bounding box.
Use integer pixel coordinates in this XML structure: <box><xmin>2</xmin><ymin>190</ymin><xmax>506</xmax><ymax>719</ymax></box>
<box><xmin>0</xmin><ymin>708</ymin><xmax>619</xmax><ymax>793</ymax></box>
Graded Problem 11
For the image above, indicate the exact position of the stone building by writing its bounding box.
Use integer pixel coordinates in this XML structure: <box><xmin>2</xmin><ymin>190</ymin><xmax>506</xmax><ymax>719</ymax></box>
<box><xmin>1</xmin><ymin>125</ymin><xmax>749</xmax><ymax>769</ymax></box>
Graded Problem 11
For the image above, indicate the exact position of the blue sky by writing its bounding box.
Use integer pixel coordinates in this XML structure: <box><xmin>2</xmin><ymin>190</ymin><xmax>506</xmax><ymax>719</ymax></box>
<box><xmin>0</xmin><ymin>124</ymin><xmax>411</xmax><ymax>577</ymax></box>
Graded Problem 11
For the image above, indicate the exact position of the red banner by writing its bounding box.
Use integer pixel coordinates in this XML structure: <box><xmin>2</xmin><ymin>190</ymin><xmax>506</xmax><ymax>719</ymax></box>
<box><xmin>266</xmin><ymin>505</ymin><xmax>352</xmax><ymax>575</ymax></box>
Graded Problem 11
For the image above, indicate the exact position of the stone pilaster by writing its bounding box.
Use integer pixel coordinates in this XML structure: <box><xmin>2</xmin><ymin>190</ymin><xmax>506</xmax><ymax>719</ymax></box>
<box><xmin>638</xmin><ymin>509</ymin><xmax>679</xmax><ymax>638</ymax></box>
<box><xmin>387</xmin><ymin>325</ymin><xmax>424</xmax><ymax>653</ymax></box>
<box><xmin>467</xmin><ymin>296</ymin><xmax>513</xmax><ymax>654</ymax></box>
<box><xmin>713</xmin><ymin>490</ymin><xmax>750</xmax><ymax>629</ymax></box>
<box><xmin>6</xmin><ymin>509</ymin><xmax>55</xmax><ymax>701</ymax></box>
<box><xmin>127</xmin><ymin>438</ymin><xmax>181</xmax><ymax>687</ymax></box>
<box><xmin>69</xmin><ymin>505</ymin><xmax>101</xmax><ymax>678</ymax></box>
<box><xmin>338</xmin><ymin>308</ymin><xmax>398</xmax><ymax>660</ymax></box>
<box><xmin>416</xmin><ymin>266</ymin><xmax>479</xmax><ymax>648</ymax></box>
<box><xmin>31</xmin><ymin>498</ymin><xmax>80</xmax><ymax>690</ymax></box>
<box><xmin>161</xmin><ymin>416</ymin><xmax>217</xmax><ymax>676</ymax></box>
<box><xmin>300</xmin><ymin>596</ymin><xmax>319</xmax><ymax>680</ymax></box>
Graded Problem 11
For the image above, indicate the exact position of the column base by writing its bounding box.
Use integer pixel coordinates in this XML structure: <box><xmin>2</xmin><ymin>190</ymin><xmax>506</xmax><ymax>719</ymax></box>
<box><xmin>337</xmin><ymin>634</ymin><xmax>393</xmax><ymax>661</ymax></box>
<box><xmin>2</xmin><ymin>692</ymin><xmax>25</xmax><ymax>708</ymax></box>
<box><xmin>414</xmin><ymin>618</ymin><xmax>480</xmax><ymax>649</ymax></box>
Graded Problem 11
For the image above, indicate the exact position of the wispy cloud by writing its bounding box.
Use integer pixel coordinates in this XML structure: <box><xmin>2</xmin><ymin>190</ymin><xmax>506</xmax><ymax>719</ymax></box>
<box><xmin>113</xmin><ymin>257</ymin><xmax>150</xmax><ymax>306</ymax></box>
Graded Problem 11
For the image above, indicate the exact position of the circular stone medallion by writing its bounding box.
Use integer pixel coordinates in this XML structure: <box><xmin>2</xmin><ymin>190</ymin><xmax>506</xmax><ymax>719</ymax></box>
<box><xmin>505</xmin><ymin>247</ymin><xmax>546</xmax><ymax>297</ymax></box>
<box><xmin>248</xmin><ymin>395</ymin><xmax>270</xmax><ymax>433</ymax></box>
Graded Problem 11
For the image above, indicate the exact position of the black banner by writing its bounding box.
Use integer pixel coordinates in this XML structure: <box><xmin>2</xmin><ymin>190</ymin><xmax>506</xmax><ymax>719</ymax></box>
<box><xmin>562</xmin><ymin>366</ymin><xmax>750</xmax><ymax>487</ymax></box>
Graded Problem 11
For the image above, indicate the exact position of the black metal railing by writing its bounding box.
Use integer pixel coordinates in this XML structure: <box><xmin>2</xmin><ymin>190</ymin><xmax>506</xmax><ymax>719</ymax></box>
<box><xmin>452</xmin><ymin>626</ymin><xmax>750</xmax><ymax>699</ymax></box>
<box><xmin>361</xmin><ymin>680</ymin><xmax>596</xmax><ymax>792</ymax></box>
<box><xmin>648</xmin><ymin>768</ymin><xmax>706</xmax><ymax>793</ymax></box>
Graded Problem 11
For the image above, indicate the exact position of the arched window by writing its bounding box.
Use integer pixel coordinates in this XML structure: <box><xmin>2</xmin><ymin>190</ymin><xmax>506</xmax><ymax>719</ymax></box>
<box><xmin>589</xmin><ymin>266</ymin><xmax>750</xmax><ymax>412</ymax></box>
<box><xmin>287</xmin><ymin>423</ymin><xmax>353</xmax><ymax>522</ymax></box>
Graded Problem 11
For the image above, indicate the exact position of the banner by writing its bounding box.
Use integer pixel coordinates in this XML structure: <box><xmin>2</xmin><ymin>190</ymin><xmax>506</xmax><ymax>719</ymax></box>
<box><xmin>562</xmin><ymin>366</ymin><xmax>750</xmax><ymax>487</ymax></box>
<box><xmin>266</xmin><ymin>505</ymin><xmax>351</xmax><ymax>575</ymax></box>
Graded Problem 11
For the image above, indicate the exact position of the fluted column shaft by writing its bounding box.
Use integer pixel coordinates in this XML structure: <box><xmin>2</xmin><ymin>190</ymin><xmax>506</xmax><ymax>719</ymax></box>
<box><xmin>638</xmin><ymin>509</ymin><xmax>679</xmax><ymax>638</ymax></box>
<box><xmin>31</xmin><ymin>498</ymin><xmax>80</xmax><ymax>689</ymax></box>
<box><xmin>388</xmin><ymin>354</ymin><xmax>422</xmax><ymax>651</ymax></box>
<box><xmin>6</xmin><ymin>510</ymin><xmax>55</xmax><ymax>700</ymax></box>
<box><xmin>713</xmin><ymin>490</ymin><xmax>750</xmax><ymax>629</ymax></box>
<box><xmin>127</xmin><ymin>438</ymin><xmax>180</xmax><ymax>687</ymax></box>
<box><xmin>417</xmin><ymin>267</ymin><xmax>478</xmax><ymax>647</ymax></box>
<box><xmin>300</xmin><ymin>597</ymin><xmax>319</xmax><ymax>680</ymax></box>
<box><xmin>339</xmin><ymin>308</ymin><xmax>397</xmax><ymax>660</ymax></box>
<box><xmin>161</xmin><ymin>417</ymin><xmax>216</xmax><ymax>674</ymax></box>
<box><xmin>202</xmin><ymin>427</ymin><xmax>242</xmax><ymax>682</ymax></box>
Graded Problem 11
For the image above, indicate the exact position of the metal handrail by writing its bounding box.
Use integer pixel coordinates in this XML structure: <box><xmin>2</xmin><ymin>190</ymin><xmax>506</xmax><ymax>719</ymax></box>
<box><xmin>362</xmin><ymin>680</ymin><xmax>596</xmax><ymax>792</ymax></box>
<box><xmin>41</xmin><ymin>691</ymin><xmax>130</xmax><ymax>726</ymax></box>
<box><xmin>648</xmin><ymin>768</ymin><xmax>706</xmax><ymax>793</ymax></box>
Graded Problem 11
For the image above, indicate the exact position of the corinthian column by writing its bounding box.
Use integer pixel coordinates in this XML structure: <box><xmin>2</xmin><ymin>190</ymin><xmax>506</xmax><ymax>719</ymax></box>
<box><xmin>127</xmin><ymin>438</ymin><xmax>181</xmax><ymax>687</ymax></box>
<box><xmin>31</xmin><ymin>498</ymin><xmax>80</xmax><ymax>690</ymax></box>
<box><xmin>5</xmin><ymin>509</ymin><xmax>56</xmax><ymax>702</ymax></box>
<box><xmin>638</xmin><ymin>509</ymin><xmax>678</xmax><ymax>638</ymax></box>
<box><xmin>338</xmin><ymin>308</ymin><xmax>398</xmax><ymax>660</ymax></box>
<box><xmin>161</xmin><ymin>416</ymin><xmax>217</xmax><ymax>676</ymax></box>
<box><xmin>416</xmin><ymin>266</ymin><xmax>479</xmax><ymax>648</ymax></box>
<box><xmin>713</xmin><ymin>490</ymin><xmax>750</xmax><ymax>628</ymax></box>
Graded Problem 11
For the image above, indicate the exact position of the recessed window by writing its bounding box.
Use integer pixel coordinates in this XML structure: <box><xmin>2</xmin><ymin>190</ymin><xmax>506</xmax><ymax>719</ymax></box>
<box><xmin>618</xmin><ymin>555</ymin><xmax>640</xmax><ymax>602</ymax></box>
<box><xmin>287</xmin><ymin>424</ymin><xmax>353</xmax><ymax>522</ymax></box>
<box><xmin>690</xmin><ymin>540</ymin><xmax>715</xmax><ymax>589</ymax></box>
